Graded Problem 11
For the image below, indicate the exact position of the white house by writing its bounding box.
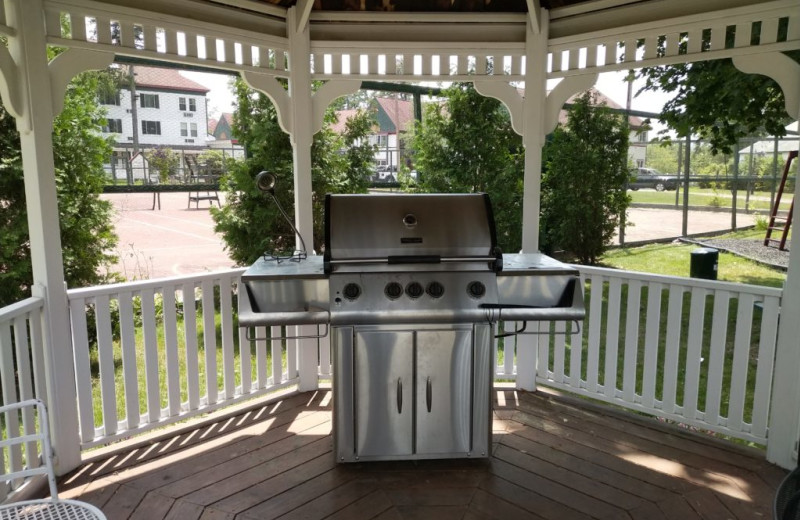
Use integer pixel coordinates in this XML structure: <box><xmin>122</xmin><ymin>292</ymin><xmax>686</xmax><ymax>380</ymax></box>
<box><xmin>99</xmin><ymin>65</ymin><xmax>211</xmax><ymax>181</ymax></box>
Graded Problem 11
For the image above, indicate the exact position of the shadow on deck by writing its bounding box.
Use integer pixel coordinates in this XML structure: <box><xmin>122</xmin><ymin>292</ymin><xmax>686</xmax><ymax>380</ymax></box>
<box><xmin>58</xmin><ymin>388</ymin><xmax>785</xmax><ymax>519</ymax></box>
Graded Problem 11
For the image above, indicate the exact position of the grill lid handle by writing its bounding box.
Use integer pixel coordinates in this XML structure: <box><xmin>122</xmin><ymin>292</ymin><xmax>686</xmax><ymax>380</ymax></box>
<box><xmin>387</xmin><ymin>255</ymin><xmax>441</xmax><ymax>264</ymax></box>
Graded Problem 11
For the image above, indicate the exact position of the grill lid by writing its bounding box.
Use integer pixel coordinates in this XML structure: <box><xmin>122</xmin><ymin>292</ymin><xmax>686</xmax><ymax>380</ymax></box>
<box><xmin>323</xmin><ymin>193</ymin><xmax>502</xmax><ymax>273</ymax></box>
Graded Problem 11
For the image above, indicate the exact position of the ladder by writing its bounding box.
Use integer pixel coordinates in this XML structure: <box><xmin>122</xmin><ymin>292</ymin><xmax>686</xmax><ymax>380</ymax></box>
<box><xmin>764</xmin><ymin>150</ymin><xmax>797</xmax><ymax>251</ymax></box>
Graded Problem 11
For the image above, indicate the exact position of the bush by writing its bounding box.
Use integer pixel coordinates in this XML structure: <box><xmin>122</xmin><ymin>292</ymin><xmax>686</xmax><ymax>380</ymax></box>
<box><xmin>541</xmin><ymin>91</ymin><xmax>631</xmax><ymax>264</ymax></box>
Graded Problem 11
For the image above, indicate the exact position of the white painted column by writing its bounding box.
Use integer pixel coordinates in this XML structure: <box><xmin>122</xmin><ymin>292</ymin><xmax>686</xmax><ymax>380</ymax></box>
<box><xmin>766</xmin><ymin>101</ymin><xmax>800</xmax><ymax>469</ymax></box>
<box><xmin>287</xmin><ymin>7</ymin><xmax>319</xmax><ymax>392</ymax></box>
<box><xmin>516</xmin><ymin>10</ymin><xmax>549</xmax><ymax>392</ymax></box>
<box><xmin>14</xmin><ymin>0</ymin><xmax>81</xmax><ymax>472</ymax></box>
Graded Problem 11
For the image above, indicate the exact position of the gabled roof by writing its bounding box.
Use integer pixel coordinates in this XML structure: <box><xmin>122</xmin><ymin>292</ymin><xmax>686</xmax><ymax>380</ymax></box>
<box><xmin>330</xmin><ymin>109</ymin><xmax>361</xmax><ymax>134</ymax></box>
<box><xmin>559</xmin><ymin>87</ymin><xmax>644</xmax><ymax>129</ymax></box>
<box><xmin>133</xmin><ymin>66</ymin><xmax>210</xmax><ymax>94</ymax></box>
<box><xmin>375</xmin><ymin>97</ymin><xmax>414</xmax><ymax>133</ymax></box>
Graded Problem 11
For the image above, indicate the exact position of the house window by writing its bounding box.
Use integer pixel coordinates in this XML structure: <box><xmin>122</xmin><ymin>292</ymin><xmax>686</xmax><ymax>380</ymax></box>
<box><xmin>141</xmin><ymin>120</ymin><xmax>161</xmax><ymax>135</ymax></box>
<box><xmin>180</xmin><ymin>122</ymin><xmax>188</xmax><ymax>137</ymax></box>
<box><xmin>190</xmin><ymin>123</ymin><xmax>198</xmax><ymax>137</ymax></box>
<box><xmin>179</xmin><ymin>97</ymin><xmax>197</xmax><ymax>112</ymax></box>
<box><xmin>636</xmin><ymin>131</ymin><xmax>648</xmax><ymax>143</ymax></box>
<box><xmin>373</xmin><ymin>134</ymin><xmax>388</xmax><ymax>147</ymax></box>
<box><xmin>140</xmin><ymin>94</ymin><xmax>160</xmax><ymax>109</ymax></box>
<box><xmin>102</xmin><ymin>119</ymin><xmax>123</xmax><ymax>133</ymax></box>
<box><xmin>99</xmin><ymin>90</ymin><xmax>120</xmax><ymax>105</ymax></box>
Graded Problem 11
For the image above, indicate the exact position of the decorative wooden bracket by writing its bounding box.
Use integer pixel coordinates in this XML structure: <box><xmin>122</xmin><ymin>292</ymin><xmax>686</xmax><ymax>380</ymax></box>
<box><xmin>733</xmin><ymin>53</ymin><xmax>800</xmax><ymax>119</ymax></box>
<box><xmin>544</xmin><ymin>73</ymin><xmax>599</xmax><ymax>134</ymax></box>
<box><xmin>312</xmin><ymin>80</ymin><xmax>361</xmax><ymax>135</ymax></box>
<box><xmin>241</xmin><ymin>71</ymin><xmax>292</xmax><ymax>134</ymax></box>
<box><xmin>473</xmin><ymin>80</ymin><xmax>524</xmax><ymax>135</ymax></box>
<box><xmin>0</xmin><ymin>45</ymin><xmax>23</xmax><ymax>120</ymax></box>
<box><xmin>49</xmin><ymin>49</ymin><xmax>114</xmax><ymax>118</ymax></box>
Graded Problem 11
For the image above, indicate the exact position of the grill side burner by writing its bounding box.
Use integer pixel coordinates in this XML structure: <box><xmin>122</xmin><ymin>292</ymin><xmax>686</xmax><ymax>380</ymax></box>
<box><xmin>239</xmin><ymin>192</ymin><xmax>585</xmax><ymax>463</ymax></box>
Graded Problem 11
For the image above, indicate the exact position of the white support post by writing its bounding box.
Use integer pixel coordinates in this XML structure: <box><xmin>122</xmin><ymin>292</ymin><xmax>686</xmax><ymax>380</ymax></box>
<box><xmin>515</xmin><ymin>9</ymin><xmax>549</xmax><ymax>391</ymax></box>
<box><xmin>731</xmin><ymin>53</ymin><xmax>800</xmax><ymax>469</ymax></box>
<box><xmin>766</xmin><ymin>98</ymin><xmax>800</xmax><ymax>469</ymax></box>
<box><xmin>287</xmin><ymin>6</ymin><xmax>318</xmax><ymax>392</ymax></box>
<box><xmin>13</xmin><ymin>0</ymin><xmax>81</xmax><ymax>473</ymax></box>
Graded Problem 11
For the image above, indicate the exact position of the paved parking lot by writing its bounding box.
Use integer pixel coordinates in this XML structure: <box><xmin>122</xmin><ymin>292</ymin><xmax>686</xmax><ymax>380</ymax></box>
<box><xmin>103</xmin><ymin>192</ymin><xmax>757</xmax><ymax>280</ymax></box>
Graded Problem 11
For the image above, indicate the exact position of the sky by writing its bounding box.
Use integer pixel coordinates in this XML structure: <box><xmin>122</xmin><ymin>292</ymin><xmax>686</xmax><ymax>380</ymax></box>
<box><xmin>183</xmin><ymin>69</ymin><xmax>674</xmax><ymax>133</ymax></box>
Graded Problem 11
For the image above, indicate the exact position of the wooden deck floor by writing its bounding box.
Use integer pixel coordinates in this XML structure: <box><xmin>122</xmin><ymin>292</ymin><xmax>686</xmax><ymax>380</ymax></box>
<box><xmin>59</xmin><ymin>388</ymin><xmax>786</xmax><ymax>519</ymax></box>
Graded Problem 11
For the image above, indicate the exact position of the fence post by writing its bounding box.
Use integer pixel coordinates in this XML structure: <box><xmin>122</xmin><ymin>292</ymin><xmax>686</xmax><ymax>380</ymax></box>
<box><xmin>516</xmin><ymin>334</ymin><xmax>538</xmax><ymax>391</ymax></box>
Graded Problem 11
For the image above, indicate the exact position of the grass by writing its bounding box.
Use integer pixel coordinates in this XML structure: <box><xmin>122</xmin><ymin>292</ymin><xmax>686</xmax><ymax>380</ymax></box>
<box><xmin>630</xmin><ymin>187</ymin><xmax>793</xmax><ymax>212</ymax></box>
<box><xmin>600</xmin><ymin>232</ymin><xmax>786</xmax><ymax>288</ymax></box>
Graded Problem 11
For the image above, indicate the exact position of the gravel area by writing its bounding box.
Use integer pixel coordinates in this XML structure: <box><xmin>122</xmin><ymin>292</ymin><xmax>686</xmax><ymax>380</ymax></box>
<box><xmin>691</xmin><ymin>237</ymin><xmax>791</xmax><ymax>271</ymax></box>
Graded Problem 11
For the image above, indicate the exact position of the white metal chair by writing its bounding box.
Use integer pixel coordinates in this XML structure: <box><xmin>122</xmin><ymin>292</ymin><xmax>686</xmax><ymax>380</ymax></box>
<box><xmin>0</xmin><ymin>399</ymin><xmax>106</xmax><ymax>520</ymax></box>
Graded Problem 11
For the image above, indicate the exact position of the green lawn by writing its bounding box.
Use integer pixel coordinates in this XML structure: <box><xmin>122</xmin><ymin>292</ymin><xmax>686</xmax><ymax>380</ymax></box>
<box><xmin>630</xmin><ymin>188</ymin><xmax>792</xmax><ymax>213</ymax></box>
<box><xmin>600</xmin><ymin>232</ymin><xmax>786</xmax><ymax>288</ymax></box>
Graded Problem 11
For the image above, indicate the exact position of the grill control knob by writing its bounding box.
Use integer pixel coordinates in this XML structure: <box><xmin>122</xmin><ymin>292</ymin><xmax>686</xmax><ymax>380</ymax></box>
<box><xmin>467</xmin><ymin>281</ymin><xmax>486</xmax><ymax>299</ymax></box>
<box><xmin>384</xmin><ymin>282</ymin><xmax>403</xmax><ymax>300</ymax></box>
<box><xmin>427</xmin><ymin>281</ymin><xmax>445</xmax><ymax>299</ymax></box>
<box><xmin>405</xmin><ymin>282</ymin><xmax>424</xmax><ymax>299</ymax></box>
<box><xmin>342</xmin><ymin>283</ymin><xmax>361</xmax><ymax>301</ymax></box>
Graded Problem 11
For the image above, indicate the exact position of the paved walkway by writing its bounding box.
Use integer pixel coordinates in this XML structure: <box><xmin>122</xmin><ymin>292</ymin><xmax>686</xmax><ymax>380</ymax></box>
<box><xmin>103</xmin><ymin>192</ymin><xmax>758</xmax><ymax>280</ymax></box>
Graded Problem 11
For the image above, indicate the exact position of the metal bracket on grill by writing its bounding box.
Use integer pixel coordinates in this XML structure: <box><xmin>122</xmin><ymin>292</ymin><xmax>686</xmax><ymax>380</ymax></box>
<box><xmin>495</xmin><ymin>320</ymin><xmax>582</xmax><ymax>338</ymax></box>
<box><xmin>245</xmin><ymin>322</ymin><xmax>329</xmax><ymax>342</ymax></box>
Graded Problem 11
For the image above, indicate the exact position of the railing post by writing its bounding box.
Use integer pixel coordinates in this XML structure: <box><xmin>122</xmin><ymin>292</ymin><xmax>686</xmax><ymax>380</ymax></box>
<box><xmin>764</xmin><ymin>61</ymin><xmax>800</xmax><ymax>470</ymax></box>
<box><xmin>515</xmin><ymin>333</ymin><xmax>538</xmax><ymax>391</ymax></box>
<box><xmin>11</xmin><ymin>0</ymin><xmax>81</xmax><ymax>474</ymax></box>
<box><xmin>297</xmin><ymin>325</ymin><xmax>320</xmax><ymax>392</ymax></box>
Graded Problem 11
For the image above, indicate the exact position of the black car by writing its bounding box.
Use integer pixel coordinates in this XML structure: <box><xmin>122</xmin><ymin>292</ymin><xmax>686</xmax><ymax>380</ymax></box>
<box><xmin>628</xmin><ymin>167</ymin><xmax>678</xmax><ymax>191</ymax></box>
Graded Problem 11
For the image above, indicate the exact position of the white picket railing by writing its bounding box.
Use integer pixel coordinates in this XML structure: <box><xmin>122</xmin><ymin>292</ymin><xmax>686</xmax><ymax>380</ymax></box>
<box><xmin>61</xmin><ymin>265</ymin><xmax>782</xmax><ymax>450</ymax></box>
<box><xmin>525</xmin><ymin>267</ymin><xmax>782</xmax><ymax>445</ymax></box>
<box><xmin>65</xmin><ymin>269</ymin><xmax>323</xmax><ymax>449</ymax></box>
<box><xmin>0</xmin><ymin>297</ymin><xmax>48</xmax><ymax>412</ymax></box>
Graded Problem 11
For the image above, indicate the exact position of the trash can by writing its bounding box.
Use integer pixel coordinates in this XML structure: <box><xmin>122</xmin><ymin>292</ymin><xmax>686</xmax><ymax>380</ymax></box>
<box><xmin>690</xmin><ymin>247</ymin><xmax>719</xmax><ymax>280</ymax></box>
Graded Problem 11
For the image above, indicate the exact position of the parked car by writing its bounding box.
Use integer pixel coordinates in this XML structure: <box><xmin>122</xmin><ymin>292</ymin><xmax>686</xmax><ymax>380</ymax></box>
<box><xmin>628</xmin><ymin>167</ymin><xmax>679</xmax><ymax>191</ymax></box>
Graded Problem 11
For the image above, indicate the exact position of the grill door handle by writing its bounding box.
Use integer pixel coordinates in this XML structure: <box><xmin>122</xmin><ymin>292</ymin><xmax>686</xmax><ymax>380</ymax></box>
<box><xmin>396</xmin><ymin>377</ymin><xmax>403</xmax><ymax>414</ymax></box>
<box><xmin>426</xmin><ymin>377</ymin><xmax>432</xmax><ymax>413</ymax></box>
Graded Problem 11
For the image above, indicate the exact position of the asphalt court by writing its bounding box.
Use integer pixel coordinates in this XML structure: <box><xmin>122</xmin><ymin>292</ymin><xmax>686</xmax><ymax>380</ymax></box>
<box><xmin>103</xmin><ymin>192</ymin><xmax>756</xmax><ymax>280</ymax></box>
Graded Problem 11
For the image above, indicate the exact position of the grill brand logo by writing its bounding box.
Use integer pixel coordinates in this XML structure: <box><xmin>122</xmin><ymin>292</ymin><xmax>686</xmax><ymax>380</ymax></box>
<box><xmin>401</xmin><ymin>237</ymin><xmax>423</xmax><ymax>244</ymax></box>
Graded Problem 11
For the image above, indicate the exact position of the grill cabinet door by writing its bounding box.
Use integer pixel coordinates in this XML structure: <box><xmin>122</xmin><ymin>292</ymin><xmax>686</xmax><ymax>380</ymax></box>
<box><xmin>415</xmin><ymin>329</ymin><xmax>472</xmax><ymax>455</ymax></box>
<box><xmin>354</xmin><ymin>331</ymin><xmax>413</xmax><ymax>457</ymax></box>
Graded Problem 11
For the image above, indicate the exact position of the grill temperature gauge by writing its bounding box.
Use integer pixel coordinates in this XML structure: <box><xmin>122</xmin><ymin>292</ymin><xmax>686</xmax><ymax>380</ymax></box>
<box><xmin>342</xmin><ymin>283</ymin><xmax>361</xmax><ymax>301</ymax></box>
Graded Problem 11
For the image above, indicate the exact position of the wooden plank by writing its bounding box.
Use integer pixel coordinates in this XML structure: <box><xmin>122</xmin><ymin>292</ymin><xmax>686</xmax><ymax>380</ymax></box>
<box><xmin>603</xmin><ymin>277</ymin><xmax>622</xmax><ymax>399</ymax></box>
<box><xmin>287</xmin><ymin>334</ymin><xmax>298</xmax><ymax>381</ymax></box>
<box><xmin>470</xmin><ymin>487</ymin><xmax>543</xmax><ymax>520</ymax></box>
<box><xmin>705</xmin><ymin>290</ymin><xmax>731</xmax><ymax>426</ymax></box>
<box><xmin>182</xmin><ymin>283</ymin><xmax>200</xmax><ymax>411</ymax></box>
<box><xmin>553</xmin><ymin>321</ymin><xmax>566</xmax><ymax>383</ymax></box>
<box><xmin>95</xmin><ymin>15</ymin><xmax>112</xmax><ymax>45</ymax></box>
<box><xmin>164</xmin><ymin>499</ymin><xmax>204</xmax><ymax>520</ymax></box>
<box><xmin>683</xmin><ymin>287</ymin><xmax>707</xmax><ymax>421</ymax></box>
<box><xmin>95</xmin><ymin>294</ymin><xmax>118</xmax><ymax>435</ymax></box>
<box><xmin>369</xmin><ymin>54</ymin><xmax>379</xmax><ymax>75</ymax></box>
<box><xmin>185</xmin><ymin>32</ymin><xmax>199</xmax><ymax>58</ymax></box>
<box><xmin>215</xmin><ymin>453</ymin><xmax>343</xmax><ymax>516</ymax></box>
<box><xmin>624</xmin><ymin>39</ymin><xmax>636</xmax><ymax>63</ymax></box>
<box><xmin>662</xmin><ymin>285</ymin><xmax>684</xmax><ymax>413</ymax></box>
<box><xmin>118</xmin><ymin>293</ymin><xmax>140</xmax><ymax>429</ymax></box>
<box><xmin>665</xmin><ymin>33</ymin><xmax>680</xmax><ymax>57</ymax></box>
<box><xmin>327</xmin><ymin>490</ymin><xmax>394</xmax><ymax>520</ymax></box>
<box><xmin>100</xmin><ymin>484</ymin><xmax>148</xmax><ymax>520</ymax></box>
<box><xmin>686</xmin><ymin>28</ymin><xmax>702</xmax><ymax>54</ymax></box>
<box><xmin>28</xmin><ymin>307</ymin><xmax>47</xmax><ymax>404</ymax></box>
<box><xmin>642</xmin><ymin>282</ymin><xmax>663</xmax><ymax>408</ymax></box>
<box><xmin>143</xmin><ymin>24</ymin><xmax>157</xmax><ymax>52</ymax></box>
<box><xmin>264</xmin><ymin>478</ymin><xmax>379</xmax><ymax>520</ymax></box>
<box><xmin>12</xmin><ymin>317</ymin><xmax>34</xmax><ymax>404</ymax></box>
<box><xmin>69</xmin><ymin>297</ymin><xmax>96</xmax><ymax>444</ymax></box>
<box><xmin>256</xmin><ymin>326</ymin><xmax>267</xmax><ymax>388</ymax></box>
<box><xmin>130</xmin><ymin>490</ymin><xmax>175</xmax><ymax>519</ymax></box>
<box><xmin>201</xmin><ymin>279</ymin><xmax>217</xmax><ymax>405</ymax></box>
<box><xmin>219</xmin><ymin>276</ymin><xmax>235</xmax><ymax>400</ymax></box>
<box><xmin>0</xmin><ymin>322</ymin><xmax>21</xmax><ymax>474</ymax></box>
<box><xmin>205</xmin><ymin>36</ymin><xmax>218</xmax><ymax>61</ymax></box>
<box><xmin>734</xmin><ymin>22</ymin><xmax>752</xmax><ymax>48</ymax></box>
<box><xmin>752</xmin><ymin>295</ymin><xmax>780</xmax><ymax>439</ymax></box>
<box><xmin>760</xmin><ymin>18</ymin><xmax>779</xmax><ymax>45</ymax></box>
<box><xmin>683</xmin><ymin>488</ymin><xmax>735</xmax><ymax>520</ymax></box>
<box><xmin>568</xmin><ymin>320</ymin><xmax>582</xmax><ymax>389</ymax></box>
<box><xmin>162</xmin><ymin>287</ymin><xmax>181</xmax><ymax>417</ymax></box>
<box><xmin>224</xmin><ymin>39</ymin><xmax>236</xmax><ymax>65</ymax></box>
<box><xmin>586</xmin><ymin>275</ymin><xmax>604</xmax><ymax>392</ymax></box>
<box><xmin>271</xmin><ymin>326</ymin><xmax>282</xmax><ymax>385</ymax></box>
<box><xmin>622</xmin><ymin>280</ymin><xmax>642</xmax><ymax>403</ymax></box>
<box><xmin>140</xmin><ymin>288</ymin><xmax>161</xmax><ymax>423</ymax></box>
<box><xmin>537</xmin><ymin>322</ymin><xmax>549</xmax><ymax>380</ymax></box>
<box><xmin>165</xmin><ymin>28</ymin><xmax>179</xmax><ymax>56</ymax></box>
<box><xmin>709</xmin><ymin>25</ymin><xmax>726</xmax><ymax>52</ymax></box>
<box><xmin>238</xmin><ymin>325</ymin><xmax>252</xmax><ymax>394</ymax></box>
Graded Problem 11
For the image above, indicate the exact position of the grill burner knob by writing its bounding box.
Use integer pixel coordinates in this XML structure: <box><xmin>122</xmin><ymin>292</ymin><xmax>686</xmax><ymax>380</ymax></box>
<box><xmin>384</xmin><ymin>282</ymin><xmax>403</xmax><ymax>300</ymax></box>
<box><xmin>467</xmin><ymin>281</ymin><xmax>486</xmax><ymax>299</ymax></box>
<box><xmin>405</xmin><ymin>282</ymin><xmax>424</xmax><ymax>299</ymax></box>
<box><xmin>342</xmin><ymin>283</ymin><xmax>361</xmax><ymax>301</ymax></box>
<box><xmin>426</xmin><ymin>281</ymin><xmax>445</xmax><ymax>299</ymax></box>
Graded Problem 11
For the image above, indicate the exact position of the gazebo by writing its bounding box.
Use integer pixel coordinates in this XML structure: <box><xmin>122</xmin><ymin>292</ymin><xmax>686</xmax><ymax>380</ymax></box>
<box><xmin>1</xmin><ymin>0</ymin><xmax>800</xmax><ymax>514</ymax></box>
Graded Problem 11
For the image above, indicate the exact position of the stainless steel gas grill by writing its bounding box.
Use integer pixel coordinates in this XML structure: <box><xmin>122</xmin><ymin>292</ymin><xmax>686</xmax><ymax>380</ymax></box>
<box><xmin>238</xmin><ymin>192</ymin><xmax>585</xmax><ymax>463</ymax></box>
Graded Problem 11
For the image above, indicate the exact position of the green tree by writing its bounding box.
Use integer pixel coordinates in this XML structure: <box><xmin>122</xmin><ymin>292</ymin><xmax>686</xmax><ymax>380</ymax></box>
<box><xmin>541</xmin><ymin>92</ymin><xmax>630</xmax><ymax>264</ymax></box>
<box><xmin>645</xmin><ymin>142</ymin><xmax>680</xmax><ymax>173</ymax></box>
<box><xmin>0</xmin><ymin>71</ymin><xmax>118</xmax><ymax>306</ymax></box>
<box><xmin>211</xmin><ymin>79</ymin><xmax>375</xmax><ymax>264</ymax></box>
<box><xmin>410</xmin><ymin>83</ymin><xmax>524</xmax><ymax>253</ymax></box>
